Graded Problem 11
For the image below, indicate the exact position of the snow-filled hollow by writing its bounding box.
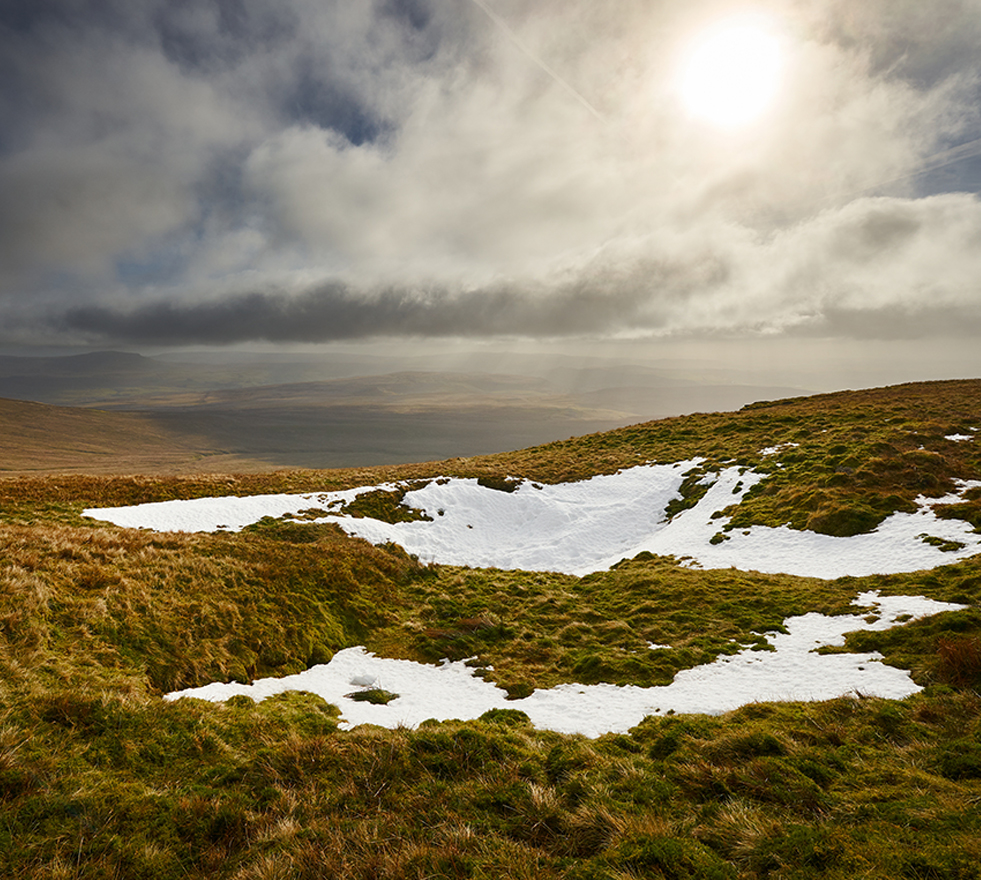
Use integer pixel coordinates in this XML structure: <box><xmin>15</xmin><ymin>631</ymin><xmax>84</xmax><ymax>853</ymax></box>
<box><xmin>84</xmin><ymin>462</ymin><xmax>981</xmax><ymax>579</ymax></box>
<box><xmin>82</xmin><ymin>462</ymin><xmax>980</xmax><ymax>734</ymax></box>
<box><xmin>165</xmin><ymin>591</ymin><xmax>967</xmax><ymax>737</ymax></box>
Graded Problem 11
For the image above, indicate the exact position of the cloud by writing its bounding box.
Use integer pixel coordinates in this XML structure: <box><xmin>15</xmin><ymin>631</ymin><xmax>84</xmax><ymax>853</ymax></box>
<box><xmin>57</xmin><ymin>275</ymin><xmax>658</xmax><ymax>344</ymax></box>
<box><xmin>2</xmin><ymin>0</ymin><xmax>981</xmax><ymax>346</ymax></box>
<box><xmin>49</xmin><ymin>192</ymin><xmax>981</xmax><ymax>344</ymax></box>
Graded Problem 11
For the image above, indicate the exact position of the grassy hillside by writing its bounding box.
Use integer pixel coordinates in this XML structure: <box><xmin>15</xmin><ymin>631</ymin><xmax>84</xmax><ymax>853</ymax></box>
<box><xmin>0</xmin><ymin>349</ymin><xmax>806</xmax><ymax>469</ymax></box>
<box><xmin>0</xmin><ymin>397</ymin><xmax>278</xmax><ymax>475</ymax></box>
<box><xmin>1</xmin><ymin>379</ymin><xmax>979</xmax><ymax>878</ymax></box>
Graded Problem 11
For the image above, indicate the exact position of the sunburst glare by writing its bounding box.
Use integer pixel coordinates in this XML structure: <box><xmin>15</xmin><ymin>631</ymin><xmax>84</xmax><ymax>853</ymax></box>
<box><xmin>678</xmin><ymin>14</ymin><xmax>785</xmax><ymax>128</ymax></box>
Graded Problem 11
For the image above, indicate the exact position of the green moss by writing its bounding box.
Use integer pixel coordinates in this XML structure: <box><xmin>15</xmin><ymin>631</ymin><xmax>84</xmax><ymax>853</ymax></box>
<box><xmin>919</xmin><ymin>534</ymin><xmax>967</xmax><ymax>553</ymax></box>
<box><xmin>335</xmin><ymin>484</ymin><xmax>434</xmax><ymax>523</ymax></box>
<box><xmin>935</xmin><ymin>740</ymin><xmax>981</xmax><ymax>780</ymax></box>
<box><xmin>610</xmin><ymin>835</ymin><xmax>736</xmax><ymax>879</ymax></box>
<box><xmin>665</xmin><ymin>467</ymin><xmax>715</xmax><ymax>519</ymax></box>
<box><xmin>345</xmin><ymin>688</ymin><xmax>399</xmax><ymax>705</ymax></box>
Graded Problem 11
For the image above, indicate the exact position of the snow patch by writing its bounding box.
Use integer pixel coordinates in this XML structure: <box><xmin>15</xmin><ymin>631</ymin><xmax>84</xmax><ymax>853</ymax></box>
<box><xmin>759</xmin><ymin>442</ymin><xmax>799</xmax><ymax>456</ymax></box>
<box><xmin>165</xmin><ymin>592</ymin><xmax>966</xmax><ymax>737</ymax></box>
<box><xmin>84</xmin><ymin>465</ymin><xmax>981</xmax><ymax>579</ymax></box>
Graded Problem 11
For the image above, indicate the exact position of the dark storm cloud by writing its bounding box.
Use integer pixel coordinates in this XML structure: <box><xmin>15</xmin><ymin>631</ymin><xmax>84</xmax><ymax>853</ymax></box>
<box><xmin>56</xmin><ymin>274</ymin><xmax>665</xmax><ymax>344</ymax></box>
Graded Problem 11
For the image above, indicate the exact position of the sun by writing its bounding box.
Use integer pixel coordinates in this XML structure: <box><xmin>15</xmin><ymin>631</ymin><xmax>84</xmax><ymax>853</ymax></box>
<box><xmin>677</xmin><ymin>15</ymin><xmax>784</xmax><ymax>128</ymax></box>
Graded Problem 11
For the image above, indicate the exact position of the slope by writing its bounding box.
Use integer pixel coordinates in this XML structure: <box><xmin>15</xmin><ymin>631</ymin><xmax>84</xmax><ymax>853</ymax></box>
<box><xmin>1</xmin><ymin>378</ymin><xmax>979</xmax><ymax>879</ymax></box>
<box><xmin>0</xmin><ymin>396</ymin><xmax>278</xmax><ymax>475</ymax></box>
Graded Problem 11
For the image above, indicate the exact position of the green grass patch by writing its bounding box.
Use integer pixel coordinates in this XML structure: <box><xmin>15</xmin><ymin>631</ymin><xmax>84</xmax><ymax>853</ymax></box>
<box><xmin>334</xmin><ymin>484</ymin><xmax>434</xmax><ymax>523</ymax></box>
<box><xmin>345</xmin><ymin>688</ymin><xmax>400</xmax><ymax>705</ymax></box>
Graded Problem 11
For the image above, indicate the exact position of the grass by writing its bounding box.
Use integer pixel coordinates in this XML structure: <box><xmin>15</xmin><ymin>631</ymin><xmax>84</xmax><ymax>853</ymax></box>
<box><xmin>364</xmin><ymin>555</ymin><xmax>868</xmax><ymax>693</ymax></box>
<box><xmin>2</xmin><ymin>525</ymin><xmax>979</xmax><ymax>879</ymax></box>
<box><xmin>345</xmin><ymin>688</ymin><xmax>401</xmax><ymax>704</ymax></box>
<box><xmin>2</xmin><ymin>378</ymin><xmax>981</xmax><ymax>878</ymax></box>
<box><xmin>2</xmin><ymin>686</ymin><xmax>979</xmax><ymax>878</ymax></box>
<box><xmin>5</xmin><ymin>379</ymin><xmax>981</xmax><ymax>535</ymax></box>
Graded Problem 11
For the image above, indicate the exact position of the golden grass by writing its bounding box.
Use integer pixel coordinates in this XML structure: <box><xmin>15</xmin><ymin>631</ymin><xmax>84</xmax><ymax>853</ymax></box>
<box><xmin>0</xmin><ymin>396</ymin><xmax>280</xmax><ymax>476</ymax></box>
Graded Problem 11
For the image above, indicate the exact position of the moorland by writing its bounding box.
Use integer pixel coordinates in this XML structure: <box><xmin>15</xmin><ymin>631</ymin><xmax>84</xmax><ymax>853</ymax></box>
<box><xmin>1</xmin><ymin>377</ymin><xmax>980</xmax><ymax>878</ymax></box>
<box><xmin>0</xmin><ymin>350</ymin><xmax>804</xmax><ymax>471</ymax></box>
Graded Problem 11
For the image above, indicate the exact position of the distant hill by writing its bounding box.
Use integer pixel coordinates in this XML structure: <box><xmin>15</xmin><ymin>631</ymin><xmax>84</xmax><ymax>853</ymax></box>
<box><xmin>0</xmin><ymin>397</ymin><xmax>274</xmax><ymax>474</ymax></box>
<box><xmin>0</xmin><ymin>372</ymin><xmax>636</xmax><ymax>472</ymax></box>
<box><xmin>0</xmin><ymin>349</ymin><xmax>810</xmax><ymax>469</ymax></box>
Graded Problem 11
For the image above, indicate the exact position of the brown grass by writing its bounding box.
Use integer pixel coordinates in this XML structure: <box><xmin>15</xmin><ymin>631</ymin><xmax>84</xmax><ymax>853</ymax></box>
<box><xmin>0</xmin><ymin>397</ymin><xmax>278</xmax><ymax>476</ymax></box>
<box><xmin>1</xmin><ymin>378</ymin><xmax>980</xmax><ymax>879</ymax></box>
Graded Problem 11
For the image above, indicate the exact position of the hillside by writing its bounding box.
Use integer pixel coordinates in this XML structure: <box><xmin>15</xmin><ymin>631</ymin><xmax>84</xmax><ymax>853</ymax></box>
<box><xmin>0</xmin><ymin>397</ymin><xmax>277</xmax><ymax>474</ymax></box>
<box><xmin>1</xmin><ymin>379</ymin><xmax>979</xmax><ymax>878</ymax></box>
<box><xmin>0</xmin><ymin>350</ymin><xmax>808</xmax><ymax>468</ymax></box>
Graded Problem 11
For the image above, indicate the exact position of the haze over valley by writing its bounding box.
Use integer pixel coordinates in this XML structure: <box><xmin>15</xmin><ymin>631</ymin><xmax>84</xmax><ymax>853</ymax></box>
<box><xmin>0</xmin><ymin>346</ymin><xmax>816</xmax><ymax>472</ymax></box>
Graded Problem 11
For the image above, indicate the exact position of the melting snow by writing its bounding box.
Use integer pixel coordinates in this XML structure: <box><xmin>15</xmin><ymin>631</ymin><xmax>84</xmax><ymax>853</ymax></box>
<box><xmin>84</xmin><ymin>463</ymin><xmax>981</xmax><ymax>579</ymax></box>
<box><xmin>86</xmin><ymin>459</ymin><xmax>980</xmax><ymax>732</ymax></box>
<box><xmin>165</xmin><ymin>592</ymin><xmax>966</xmax><ymax>737</ymax></box>
<box><xmin>759</xmin><ymin>442</ymin><xmax>799</xmax><ymax>456</ymax></box>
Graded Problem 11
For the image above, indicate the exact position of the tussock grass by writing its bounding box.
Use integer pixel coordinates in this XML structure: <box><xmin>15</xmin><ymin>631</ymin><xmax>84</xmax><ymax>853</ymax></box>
<box><xmin>3</xmin><ymin>689</ymin><xmax>979</xmax><ymax>878</ymax></box>
<box><xmin>3</xmin><ymin>513</ymin><xmax>980</xmax><ymax>879</ymax></box>
<box><xmin>366</xmin><ymin>554</ymin><xmax>869</xmax><ymax>691</ymax></box>
<box><xmin>2</xmin><ymin>378</ymin><xmax>981</xmax><ymax>877</ymax></box>
<box><xmin>0</xmin><ymin>520</ymin><xmax>421</xmax><ymax>694</ymax></box>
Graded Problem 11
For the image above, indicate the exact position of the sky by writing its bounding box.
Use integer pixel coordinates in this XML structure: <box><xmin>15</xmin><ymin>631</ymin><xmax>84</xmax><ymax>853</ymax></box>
<box><xmin>3</xmin><ymin>0</ymin><xmax>981</xmax><ymax>365</ymax></box>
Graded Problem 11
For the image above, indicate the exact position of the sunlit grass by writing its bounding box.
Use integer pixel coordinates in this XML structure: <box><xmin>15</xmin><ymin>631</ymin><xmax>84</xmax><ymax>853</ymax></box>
<box><xmin>1</xmin><ymin>378</ymin><xmax>980</xmax><ymax>877</ymax></box>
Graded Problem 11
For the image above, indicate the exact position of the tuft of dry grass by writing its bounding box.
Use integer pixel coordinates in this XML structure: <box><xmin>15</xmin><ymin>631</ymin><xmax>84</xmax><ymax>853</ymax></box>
<box><xmin>936</xmin><ymin>634</ymin><xmax>981</xmax><ymax>687</ymax></box>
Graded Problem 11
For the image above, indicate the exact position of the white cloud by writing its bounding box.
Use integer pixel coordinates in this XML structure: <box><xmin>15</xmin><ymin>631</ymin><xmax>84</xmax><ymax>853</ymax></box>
<box><xmin>3</xmin><ymin>0</ymin><xmax>981</xmax><ymax>343</ymax></box>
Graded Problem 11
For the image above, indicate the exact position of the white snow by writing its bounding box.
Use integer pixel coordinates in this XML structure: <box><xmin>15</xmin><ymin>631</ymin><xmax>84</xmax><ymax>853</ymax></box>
<box><xmin>165</xmin><ymin>591</ymin><xmax>966</xmax><ymax>737</ymax></box>
<box><xmin>82</xmin><ymin>484</ymin><xmax>372</xmax><ymax>534</ymax></box>
<box><xmin>946</xmin><ymin>434</ymin><xmax>974</xmax><ymax>442</ymax></box>
<box><xmin>759</xmin><ymin>442</ymin><xmax>799</xmax><ymax>456</ymax></box>
<box><xmin>84</xmin><ymin>464</ymin><xmax>981</xmax><ymax>579</ymax></box>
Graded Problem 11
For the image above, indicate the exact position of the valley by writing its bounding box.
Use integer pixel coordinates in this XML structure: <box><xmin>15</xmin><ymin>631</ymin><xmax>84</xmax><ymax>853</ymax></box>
<box><xmin>0</xmin><ymin>349</ymin><xmax>806</xmax><ymax>471</ymax></box>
